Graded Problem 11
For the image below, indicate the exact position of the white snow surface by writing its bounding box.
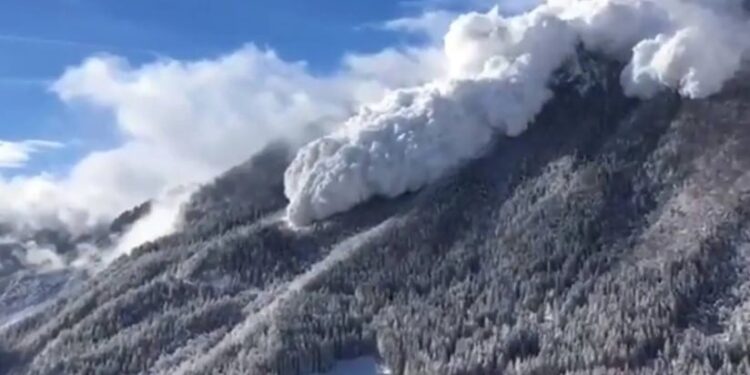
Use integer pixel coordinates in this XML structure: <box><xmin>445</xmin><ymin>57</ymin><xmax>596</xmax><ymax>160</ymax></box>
<box><xmin>283</xmin><ymin>0</ymin><xmax>750</xmax><ymax>226</ymax></box>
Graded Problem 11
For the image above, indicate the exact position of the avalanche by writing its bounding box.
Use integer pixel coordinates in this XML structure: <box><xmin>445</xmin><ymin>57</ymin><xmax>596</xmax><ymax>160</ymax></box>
<box><xmin>283</xmin><ymin>0</ymin><xmax>750</xmax><ymax>226</ymax></box>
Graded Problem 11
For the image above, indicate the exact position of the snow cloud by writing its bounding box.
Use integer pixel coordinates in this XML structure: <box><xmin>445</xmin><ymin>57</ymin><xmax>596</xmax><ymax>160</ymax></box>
<box><xmin>284</xmin><ymin>0</ymin><xmax>750</xmax><ymax>226</ymax></box>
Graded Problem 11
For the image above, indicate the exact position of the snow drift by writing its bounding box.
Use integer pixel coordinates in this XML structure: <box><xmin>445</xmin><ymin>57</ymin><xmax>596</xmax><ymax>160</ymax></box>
<box><xmin>284</xmin><ymin>0</ymin><xmax>750</xmax><ymax>226</ymax></box>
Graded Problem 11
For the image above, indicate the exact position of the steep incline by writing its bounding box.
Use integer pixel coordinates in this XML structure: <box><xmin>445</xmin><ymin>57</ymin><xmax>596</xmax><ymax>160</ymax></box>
<box><xmin>3</xmin><ymin>54</ymin><xmax>750</xmax><ymax>375</ymax></box>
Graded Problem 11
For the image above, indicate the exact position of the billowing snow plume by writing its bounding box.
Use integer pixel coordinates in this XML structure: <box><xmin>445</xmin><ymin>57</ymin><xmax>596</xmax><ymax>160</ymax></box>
<box><xmin>284</xmin><ymin>8</ymin><xmax>577</xmax><ymax>225</ymax></box>
<box><xmin>284</xmin><ymin>0</ymin><xmax>750</xmax><ymax>226</ymax></box>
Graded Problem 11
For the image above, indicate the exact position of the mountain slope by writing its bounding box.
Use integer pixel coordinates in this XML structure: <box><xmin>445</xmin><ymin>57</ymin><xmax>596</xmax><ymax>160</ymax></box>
<box><xmin>3</xmin><ymin>53</ymin><xmax>750</xmax><ymax>375</ymax></box>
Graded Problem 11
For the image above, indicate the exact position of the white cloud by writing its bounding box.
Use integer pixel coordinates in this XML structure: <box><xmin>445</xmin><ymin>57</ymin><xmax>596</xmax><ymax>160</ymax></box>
<box><xmin>0</xmin><ymin>140</ymin><xmax>63</xmax><ymax>169</ymax></box>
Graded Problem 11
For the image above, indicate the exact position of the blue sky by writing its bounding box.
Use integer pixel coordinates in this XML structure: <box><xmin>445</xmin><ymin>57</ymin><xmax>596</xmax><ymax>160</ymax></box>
<box><xmin>1</xmin><ymin>0</ymin><xmax>498</xmax><ymax>174</ymax></box>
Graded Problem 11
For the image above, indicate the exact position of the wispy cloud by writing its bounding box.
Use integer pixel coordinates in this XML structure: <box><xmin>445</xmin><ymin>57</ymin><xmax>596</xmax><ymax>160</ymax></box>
<box><xmin>382</xmin><ymin>10</ymin><xmax>457</xmax><ymax>42</ymax></box>
<box><xmin>0</xmin><ymin>33</ymin><xmax>161</xmax><ymax>58</ymax></box>
<box><xmin>0</xmin><ymin>140</ymin><xmax>64</xmax><ymax>169</ymax></box>
<box><xmin>0</xmin><ymin>77</ymin><xmax>53</xmax><ymax>87</ymax></box>
<box><xmin>400</xmin><ymin>0</ymin><xmax>542</xmax><ymax>14</ymax></box>
<box><xmin>399</xmin><ymin>0</ymin><xmax>494</xmax><ymax>11</ymax></box>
